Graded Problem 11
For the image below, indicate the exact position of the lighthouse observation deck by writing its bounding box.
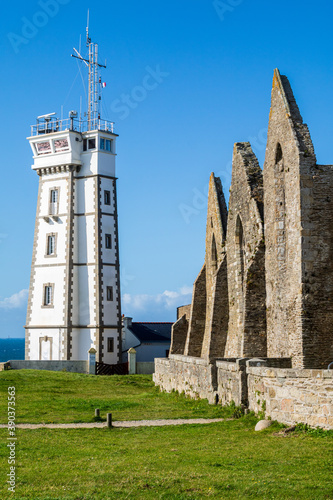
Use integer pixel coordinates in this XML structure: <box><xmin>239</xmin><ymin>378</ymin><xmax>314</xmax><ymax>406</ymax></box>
<box><xmin>28</xmin><ymin>113</ymin><xmax>117</xmax><ymax>175</ymax></box>
<box><xmin>30</xmin><ymin>114</ymin><xmax>115</xmax><ymax>137</ymax></box>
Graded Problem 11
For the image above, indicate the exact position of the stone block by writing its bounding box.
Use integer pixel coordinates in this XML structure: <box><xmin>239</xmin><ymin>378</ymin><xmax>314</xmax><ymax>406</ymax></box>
<box><xmin>281</xmin><ymin>399</ymin><xmax>294</xmax><ymax>412</ymax></box>
<box><xmin>255</xmin><ymin>420</ymin><xmax>273</xmax><ymax>431</ymax></box>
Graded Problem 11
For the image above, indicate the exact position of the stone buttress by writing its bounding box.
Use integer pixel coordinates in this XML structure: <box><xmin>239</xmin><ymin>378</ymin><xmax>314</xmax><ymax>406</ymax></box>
<box><xmin>225</xmin><ymin>143</ymin><xmax>266</xmax><ymax>358</ymax></box>
<box><xmin>264</xmin><ymin>68</ymin><xmax>333</xmax><ymax>368</ymax></box>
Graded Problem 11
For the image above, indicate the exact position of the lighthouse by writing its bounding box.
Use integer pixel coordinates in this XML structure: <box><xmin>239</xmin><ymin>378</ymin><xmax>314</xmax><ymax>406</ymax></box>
<box><xmin>25</xmin><ymin>26</ymin><xmax>121</xmax><ymax>364</ymax></box>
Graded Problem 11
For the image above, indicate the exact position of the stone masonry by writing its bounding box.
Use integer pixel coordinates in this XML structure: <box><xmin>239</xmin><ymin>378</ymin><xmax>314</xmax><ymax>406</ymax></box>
<box><xmin>154</xmin><ymin>69</ymin><xmax>333</xmax><ymax>429</ymax></box>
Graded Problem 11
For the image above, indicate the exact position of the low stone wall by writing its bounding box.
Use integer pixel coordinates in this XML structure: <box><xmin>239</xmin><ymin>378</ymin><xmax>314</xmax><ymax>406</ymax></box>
<box><xmin>247</xmin><ymin>365</ymin><xmax>333</xmax><ymax>429</ymax></box>
<box><xmin>154</xmin><ymin>354</ymin><xmax>333</xmax><ymax>429</ymax></box>
<box><xmin>6</xmin><ymin>360</ymin><xmax>88</xmax><ymax>374</ymax></box>
<box><xmin>216</xmin><ymin>357</ymin><xmax>291</xmax><ymax>407</ymax></box>
<box><xmin>216</xmin><ymin>359</ymin><xmax>247</xmax><ymax>406</ymax></box>
<box><xmin>136</xmin><ymin>362</ymin><xmax>155</xmax><ymax>374</ymax></box>
<box><xmin>154</xmin><ymin>354</ymin><xmax>217</xmax><ymax>403</ymax></box>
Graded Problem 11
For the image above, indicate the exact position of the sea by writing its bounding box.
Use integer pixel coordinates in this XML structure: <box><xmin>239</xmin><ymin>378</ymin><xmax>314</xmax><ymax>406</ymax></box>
<box><xmin>0</xmin><ymin>338</ymin><xmax>25</xmax><ymax>363</ymax></box>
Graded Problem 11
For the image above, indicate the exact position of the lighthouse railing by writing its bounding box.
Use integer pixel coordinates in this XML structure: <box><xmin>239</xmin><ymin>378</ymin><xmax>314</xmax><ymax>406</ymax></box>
<box><xmin>31</xmin><ymin>117</ymin><xmax>115</xmax><ymax>136</ymax></box>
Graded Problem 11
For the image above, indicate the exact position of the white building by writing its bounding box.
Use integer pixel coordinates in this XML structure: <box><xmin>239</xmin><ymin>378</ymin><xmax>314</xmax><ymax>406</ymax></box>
<box><xmin>25</xmin><ymin>32</ymin><xmax>121</xmax><ymax>364</ymax></box>
<box><xmin>122</xmin><ymin>317</ymin><xmax>172</xmax><ymax>363</ymax></box>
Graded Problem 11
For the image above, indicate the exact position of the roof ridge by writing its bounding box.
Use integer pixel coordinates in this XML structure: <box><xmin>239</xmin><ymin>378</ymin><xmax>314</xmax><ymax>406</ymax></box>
<box><xmin>133</xmin><ymin>322</ymin><xmax>173</xmax><ymax>324</ymax></box>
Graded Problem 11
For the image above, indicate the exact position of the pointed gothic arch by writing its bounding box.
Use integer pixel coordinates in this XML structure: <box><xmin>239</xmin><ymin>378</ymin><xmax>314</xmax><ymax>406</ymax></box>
<box><xmin>235</xmin><ymin>214</ymin><xmax>245</xmax><ymax>286</ymax></box>
<box><xmin>274</xmin><ymin>142</ymin><xmax>286</xmax><ymax>271</ymax></box>
<box><xmin>211</xmin><ymin>233</ymin><xmax>217</xmax><ymax>271</ymax></box>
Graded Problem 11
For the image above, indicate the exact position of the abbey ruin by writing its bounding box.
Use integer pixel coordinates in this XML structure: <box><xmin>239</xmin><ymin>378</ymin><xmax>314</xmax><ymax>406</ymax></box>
<box><xmin>154</xmin><ymin>69</ymin><xmax>333</xmax><ymax>429</ymax></box>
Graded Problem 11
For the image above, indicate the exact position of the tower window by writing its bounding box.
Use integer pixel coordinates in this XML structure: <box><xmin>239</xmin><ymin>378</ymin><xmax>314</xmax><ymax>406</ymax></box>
<box><xmin>107</xmin><ymin>337</ymin><xmax>114</xmax><ymax>353</ymax></box>
<box><xmin>100</xmin><ymin>138</ymin><xmax>112</xmax><ymax>152</ymax></box>
<box><xmin>43</xmin><ymin>284</ymin><xmax>54</xmax><ymax>307</ymax></box>
<box><xmin>46</xmin><ymin>234</ymin><xmax>56</xmax><ymax>256</ymax></box>
<box><xmin>104</xmin><ymin>190</ymin><xmax>111</xmax><ymax>205</ymax></box>
<box><xmin>88</xmin><ymin>138</ymin><xmax>96</xmax><ymax>149</ymax></box>
<box><xmin>107</xmin><ymin>286</ymin><xmax>113</xmax><ymax>301</ymax></box>
<box><xmin>83</xmin><ymin>138</ymin><xmax>96</xmax><ymax>151</ymax></box>
<box><xmin>36</xmin><ymin>141</ymin><xmax>51</xmax><ymax>155</ymax></box>
<box><xmin>105</xmin><ymin>234</ymin><xmax>112</xmax><ymax>249</ymax></box>
<box><xmin>49</xmin><ymin>189</ymin><xmax>59</xmax><ymax>215</ymax></box>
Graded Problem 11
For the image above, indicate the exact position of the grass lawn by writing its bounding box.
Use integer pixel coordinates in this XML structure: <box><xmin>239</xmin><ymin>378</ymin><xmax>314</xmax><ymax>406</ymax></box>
<box><xmin>0</xmin><ymin>420</ymin><xmax>333</xmax><ymax>499</ymax></box>
<box><xmin>0</xmin><ymin>370</ymin><xmax>231</xmax><ymax>423</ymax></box>
<box><xmin>0</xmin><ymin>370</ymin><xmax>332</xmax><ymax>499</ymax></box>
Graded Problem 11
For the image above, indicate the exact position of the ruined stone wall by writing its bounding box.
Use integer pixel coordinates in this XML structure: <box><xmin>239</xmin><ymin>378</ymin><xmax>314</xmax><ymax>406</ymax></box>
<box><xmin>301</xmin><ymin>164</ymin><xmax>333</xmax><ymax>367</ymax></box>
<box><xmin>154</xmin><ymin>354</ymin><xmax>217</xmax><ymax>403</ymax></box>
<box><xmin>177</xmin><ymin>305</ymin><xmax>191</xmax><ymax>320</ymax></box>
<box><xmin>216</xmin><ymin>359</ymin><xmax>247</xmax><ymax>407</ymax></box>
<box><xmin>247</xmin><ymin>366</ymin><xmax>333</xmax><ymax>429</ymax></box>
<box><xmin>201</xmin><ymin>256</ymin><xmax>229</xmax><ymax>360</ymax></box>
<box><xmin>183</xmin><ymin>264</ymin><xmax>206</xmax><ymax>357</ymax></box>
<box><xmin>201</xmin><ymin>174</ymin><xmax>228</xmax><ymax>360</ymax></box>
<box><xmin>225</xmin><ymin>143</ymin><xmax>266</xmax><ymax>358</ymax></box>
<box><xmin>155</xmin><ymin>356</ymin><xmax>333</xmax><ymax>429</ymax></box>
<box><xmin>169</xmin><ymin>315</ymin><xmax>188</xmax><ymax>355</ymax></box>
<box><xmin>263</xmin><ymin>70</ymin><xmax>316</xmax><ymax>367</ymax></box>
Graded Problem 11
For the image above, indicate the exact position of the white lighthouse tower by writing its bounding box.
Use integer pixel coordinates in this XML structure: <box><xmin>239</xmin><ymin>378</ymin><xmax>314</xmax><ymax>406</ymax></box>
<box><xmin>25</xmin><ymin>27</ymin><xmax>121</xmax><ymax>364</ymax></box>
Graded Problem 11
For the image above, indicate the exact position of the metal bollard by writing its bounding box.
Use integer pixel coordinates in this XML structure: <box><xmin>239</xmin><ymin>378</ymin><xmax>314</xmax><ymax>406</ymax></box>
<box><xmin>107</xmin><ymin>413</ymin><xmax>112</xmax><ymax>428</ymax></box>
<box><xmin>95</xmin><ymin>409</ymin><xmax>100</xmax><ymax>418</ymax></box>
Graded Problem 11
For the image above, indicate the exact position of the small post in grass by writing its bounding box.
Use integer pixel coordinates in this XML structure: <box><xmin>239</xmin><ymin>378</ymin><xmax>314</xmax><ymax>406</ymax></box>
<box><xmin>95</xmin><ymin>409</ymin><xmax>100</xmax><ymax>418</ymax></box>
<box><xmin>88</xmin><ymin>347</ymin><xmax>97</xmax><ymax>375</ymax></box>
<box><xmin>107</xmin><ymin>413</ymin><xmax>112</xmax><ymax>428</ymax></box>
<box><xmin>128</xmin><ymin>347</ymin><xmax>136</xmax><ymax>375</ymax></box>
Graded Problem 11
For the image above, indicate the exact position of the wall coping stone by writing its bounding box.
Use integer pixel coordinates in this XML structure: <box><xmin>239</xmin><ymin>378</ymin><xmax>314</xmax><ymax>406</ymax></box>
<box><xmin>247</xmin><ymin>366</ymin><xmax>333</xmax><ymax>379</ymax></box>
<box><xmin>168</xmin><ymin>354</ymin><xmax>211</xmax><ymax>366</ymax></box>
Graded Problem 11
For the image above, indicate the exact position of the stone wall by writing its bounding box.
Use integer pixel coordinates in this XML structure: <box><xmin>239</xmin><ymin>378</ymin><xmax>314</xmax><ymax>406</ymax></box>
<box><xmin>201</xmin><ymin>174</ymin><xmax>228</xmax><ymax>361</ymax></box>
<box><xmin>247</xmin><ymin>365</ymin><xmax>333</xmax><ymax>429</ymax></box>
<box><xmin>216</xmin><ymin>359</ymin><xmax>247</xmax><ymax>406</ymax></box>
<box><xmin>302</xmin><ymin>164</ymin><xmax>333</xmax><ymax>367</ymax></box>
<box><xmin>170</xmin><ymin>315</ymin><xmax>188</xmax><ymax>355</ymax></box>
<box><xmin>136</xmin><ymin>362</ymin><xmax>155</xmax><ymax>374</ymax></box>
<box><xmin>154</xmin><ymin>356</ymin><xmax>333</xmax><ymax>429</ymax></box>
<box><xmin>225</xmin><ymin>143</ymin><xmax>266</xmax><ymax>358</ymax></box>
<box><xmin>183</xmin><ymin>265</ymin><xmax>207</xmax><ymax>357</ymax></box>
<box><xmin>154</xmin><ymin>354</ymin><xmax>217</xmax><ymax>403</ymax></box>
<box><xmin>177</xmin><ymin>305</ymin><xmax>191</xmax><ymax>320</ymax></box>
<box><xmin>6</xmin><ymin>360</ymin><xmax>89</xmax><ymax>373</ymax></box>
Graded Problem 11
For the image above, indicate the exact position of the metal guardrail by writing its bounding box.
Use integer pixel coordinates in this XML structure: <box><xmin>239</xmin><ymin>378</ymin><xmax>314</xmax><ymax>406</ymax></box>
<box><xmin>30</xmin><ymin>118</ymin><xmax>115</xmax><ymax>136</ymax></box>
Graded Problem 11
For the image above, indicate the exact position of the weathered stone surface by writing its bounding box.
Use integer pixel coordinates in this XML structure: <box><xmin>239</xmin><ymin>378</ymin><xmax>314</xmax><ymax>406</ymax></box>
<box><xmin>247</xmin><ymin>366</ymin><xmax>333</xmax><ymax>429</ymax></box>
<box><xmin>169</xmin><ymin>315</ymin><xmax>188</xmax><ymax>355</ymax></box>
<box><xmin>177</xmin><ymin>305</ymin><xmax>191</xmax><ymax>321</ymax></box>
<box><xmin>183</xmin><ymin>264</ymin><xmax>207</xmax><ymax>357</ymax></box>
<box><xmin>225</xmin><ymin>143</ymin><xmax>266</xmax><ymax>358</ymax></box>
<box><xmin>155</xmin><ymin>68</ymin><xmax>333</xmax><ymax>430</ymax></box>
<box><xmin>255</xmin><ymin>420</ymin><xmax>272</xmax><ymax>431</ymax></box>
<box><xmin>201</xmin><ymin>174</ymin><xmax>228</xmax><ymax>361</ymax></box>
<box><xmin>153</xmin><ymin>355</ymin><xmax>217</xmax><ymax>404</ymax></box>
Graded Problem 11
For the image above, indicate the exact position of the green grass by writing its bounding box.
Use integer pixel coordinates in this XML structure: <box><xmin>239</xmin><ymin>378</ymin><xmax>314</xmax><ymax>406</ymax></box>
<box><xmin>1</xmin><ymin>370</ymin><xmax>332</xmax><ymax>499</ymax></box>
<box><xmin>0</xmin><ymin>370</ymin><xmax>231</xmax><ymax>423</ymax></box>
<box><xmin>0</xmin><ymin>419</ymin><xmax>333</xmax><ymax>499</ymax></box>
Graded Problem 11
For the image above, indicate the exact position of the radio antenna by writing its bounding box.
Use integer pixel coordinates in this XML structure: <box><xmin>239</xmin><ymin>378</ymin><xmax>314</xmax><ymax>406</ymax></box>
<box><xmin>71</xmin><ymin>11</ymin><xmax>106</xmax><ymax>130</ymax></box>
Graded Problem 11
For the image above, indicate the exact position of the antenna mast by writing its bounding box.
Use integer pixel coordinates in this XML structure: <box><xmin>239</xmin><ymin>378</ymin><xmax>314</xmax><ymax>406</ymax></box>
<box><xmin>71</xmin><ymin>11</ymin><xmax>106</xmax><ymax>130</ymax></box>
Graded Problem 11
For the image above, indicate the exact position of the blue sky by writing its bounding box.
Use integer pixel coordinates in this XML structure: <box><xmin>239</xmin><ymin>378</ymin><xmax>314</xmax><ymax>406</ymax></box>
<box><xmin>0</xmin><ymin>0</ymin><xmax>333</xmax><ymax>337</ymax></box>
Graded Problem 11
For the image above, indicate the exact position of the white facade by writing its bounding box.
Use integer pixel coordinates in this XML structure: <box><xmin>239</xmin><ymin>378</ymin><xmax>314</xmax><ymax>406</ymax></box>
<box><xmin>25</xmin><ymin>121</ymin><xmax>121</xmax><ymax>363</ymax></box>
<box><xmin>121</xmin><ymin>318</ymin><xmax>171</xmax><ymax>363</ymax></box>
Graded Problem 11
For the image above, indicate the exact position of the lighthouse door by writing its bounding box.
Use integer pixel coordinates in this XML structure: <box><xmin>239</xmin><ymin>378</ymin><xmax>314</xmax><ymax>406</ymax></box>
<box><xmin>39</xmin><ymin>336</ymin><xmax>52</xmax><ymax>360</ymax></box>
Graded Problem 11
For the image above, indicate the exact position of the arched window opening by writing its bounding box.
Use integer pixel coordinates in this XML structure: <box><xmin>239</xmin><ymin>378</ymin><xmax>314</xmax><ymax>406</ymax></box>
<box><xmin>274</xmin><ymin>143</ymin><xmax>286</xmax><ymax>270</ymax></box>
<box><xmin>275</xmin><ymin>142</ymin><xmax>283</xmax><ymax>164</ymax></box>
<box><xmin>236</xmin><ymin>215</ymin><xmax>245</xmax><ymax>286</ymax></box>
<box><xmin>211</xmin><ymin>234</ymin><xmax>217</xmax><ymax>272</ymax></box>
